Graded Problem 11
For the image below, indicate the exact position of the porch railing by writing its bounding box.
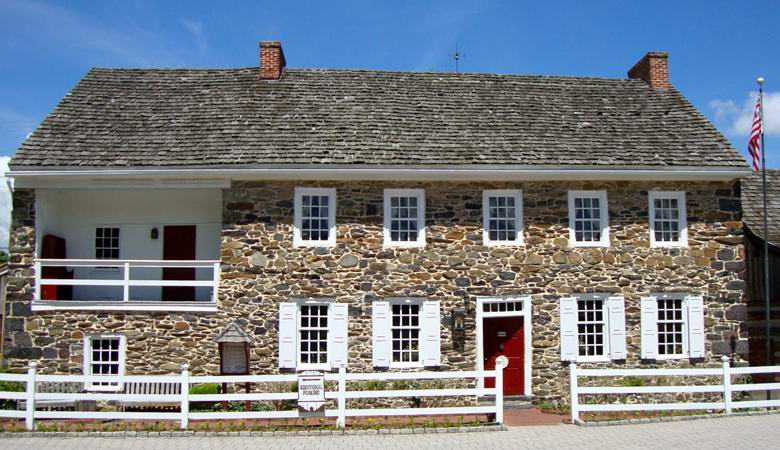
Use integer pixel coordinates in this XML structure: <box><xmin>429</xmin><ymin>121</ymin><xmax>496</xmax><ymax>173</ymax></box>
<box><xmin>34</xmin><ymin>259</ymin><xmax>221</xmax><ymax>303</ymax></box>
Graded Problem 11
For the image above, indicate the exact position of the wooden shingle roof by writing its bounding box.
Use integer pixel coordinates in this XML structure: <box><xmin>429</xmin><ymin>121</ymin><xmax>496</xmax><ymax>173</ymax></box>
<box><xmin>10</xmin><ymin>67</ymin><xmax>746</xmax><ymax>169</ymax></box>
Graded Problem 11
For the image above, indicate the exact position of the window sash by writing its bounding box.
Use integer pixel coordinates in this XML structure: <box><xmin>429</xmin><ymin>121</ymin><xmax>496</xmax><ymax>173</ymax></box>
<box><xmin>294</xmin><ymin>188</ymin><xmax>336</xmax><ymax>247</ymax></box>
<box><xmin>657</xmin><ymin>298</ymin><xmax>687</xmax><ymax>356</ymax></box>
<box><xmin>85</xmin><ymin>336</ymin><xmax>124</xmax><ymax>391</ymax></box>
<box><xmin>391</xmin><ymin>303</ymin><xmax>421</xmax><ymax>364</ymax></box>
<box><xmin>95</xmin><ymin>227</ymin><xmax>120</xmax><ymax>260</ymax></box>
<box><xmin>576</xmin><ymin>299</ymin><xmax>608</xmax><ymax>359</ymax></box>
<box><xmin>649</xmin><ymin>192</ymin><xmax>687</xmax><ymax>247</ymax></box>
<box><xmin>483</xmin><ymin>190</ymin><xmax>523</xmax><ymax>245</ymax></box>
<box><xmin>384</xmin><ymin>189</ymin><xmax>425</xmax><ymax>247</ymax></box>
<box><xmin>568</xmin><ymin>191</ymin><xmax>609</xmax><ymax>247</ymax></box>
<box><xmin>298</xmin><ymin>303</ymin><xmax>329</xmax><ymax>366</ymax></box>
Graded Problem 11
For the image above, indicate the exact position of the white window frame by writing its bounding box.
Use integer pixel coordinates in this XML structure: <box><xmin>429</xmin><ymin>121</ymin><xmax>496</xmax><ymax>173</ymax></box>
<box><xmin>383</xmin><ymin>189</ymin><xmax>426</xmax><ymax>248</ymax></box>
<box><xmin>83</xmin><ymin>334</ymin><xmax>126</xmax><ymax>392</ymax></box>
<box><xmin>568</xmin><ymin>191</ymin><xmax>610</xmax><ymax>247</ymax></box>
<box><xmin>293</xmin><ymin>187</ymin><xmax>337</xmax><ymax>247</ymax></box>
<box><xmin>483</xmin><ymin>189</ymin><xmax>524</xmax><ymax>246</ymax></box>
<box><xmin>93</xmin><ymin>225</ymin><xmax>121</xmax><ymax>273</ymax></box>
<box><xmin>574</xmin><ymin>294</ymin><xmax>611</xmax><ymax>363</ymax></box>
<box><xmin>652</xmin><ymin>293</ymin><xmax>690</xmax><ymax>360</ymax></box>
<box><xmin>648</xmin><ymin>191</ymin><xmax>688</xmax><ymax>248</ymax></box>
<box><xmin>295</xmin><ymin>298</ymin><xmax>335</xmax><ymax>371</ymax></box>
<box><xmin>388</xmin><ymin>298</ymin><xmax>424</xmax><ymax>369</ymax></box>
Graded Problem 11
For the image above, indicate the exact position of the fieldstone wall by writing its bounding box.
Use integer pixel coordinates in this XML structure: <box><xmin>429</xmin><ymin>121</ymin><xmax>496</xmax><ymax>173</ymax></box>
<box><xmin>3</xmin><ymin>180</ymin><xmax>747</xmax><ymax>402</ymax></box>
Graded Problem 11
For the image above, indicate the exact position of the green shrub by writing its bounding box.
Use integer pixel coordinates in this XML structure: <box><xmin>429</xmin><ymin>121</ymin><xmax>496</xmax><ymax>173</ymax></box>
<box><xmin>621</xmin><ymin>377</ymin><xmax>646</xmax><ymax>387</ymax></box>
<box><xmin>189</xmin><ymin>383</ymin><xmax>219</xmax><ymax>395</ymax></box>
<box><xmin>0</xmin><ymin>370</ymin><xmax>24</xmax><ymax>410</ymax></box>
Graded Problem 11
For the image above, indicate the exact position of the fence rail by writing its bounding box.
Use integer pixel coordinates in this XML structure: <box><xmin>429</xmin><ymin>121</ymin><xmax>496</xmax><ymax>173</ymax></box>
<box><xmin>0</xmin><ymin>362</ymin><xmax>505</xmax><ymax>430</ymax></box>
<box><xmin>34</xmin><ymin>258</ymin><xmax>221</xmax><ymax>303</ymax></box>
<box><xmin>570</xmin><ymin>356</ymin><xmax>780</xmax><ymax>423</ymax></box>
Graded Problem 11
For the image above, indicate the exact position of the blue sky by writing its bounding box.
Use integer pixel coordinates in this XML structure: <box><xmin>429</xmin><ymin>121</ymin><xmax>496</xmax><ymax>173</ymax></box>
<box><xmin>1</xmin><ymin>0</ymin><xmax>779</xmax><ymax>166</ymax></box>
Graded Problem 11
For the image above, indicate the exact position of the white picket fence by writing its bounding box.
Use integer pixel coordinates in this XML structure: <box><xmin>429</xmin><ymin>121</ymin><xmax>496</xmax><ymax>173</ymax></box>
<box><xmin>570</xmin><ymin>356</ymin><xmax>780</xmax><ymax>423</ymax></box>
<box><xmin>0</xmin><ymin>363</ymin><xmax>505</xmax><ymax>430</ymax></box>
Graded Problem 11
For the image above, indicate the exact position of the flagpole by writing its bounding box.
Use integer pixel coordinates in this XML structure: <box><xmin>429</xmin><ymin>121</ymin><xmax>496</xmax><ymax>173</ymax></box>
<box><xmin>757</xmin><ymin>77</ymin><xmax>771</xmax><ymax>372</ymax></box>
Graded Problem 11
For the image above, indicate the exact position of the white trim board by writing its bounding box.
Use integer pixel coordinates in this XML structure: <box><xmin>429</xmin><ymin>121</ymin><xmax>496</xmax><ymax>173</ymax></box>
<box><xmin>475</xmin><ymin>296</ymin><xmax>532</xmax><ymax>397</ymax></box>
<box><xmin>9</xmin><ymin>165</ymin><xmax>750</xmax><ymax>187</ymax></box>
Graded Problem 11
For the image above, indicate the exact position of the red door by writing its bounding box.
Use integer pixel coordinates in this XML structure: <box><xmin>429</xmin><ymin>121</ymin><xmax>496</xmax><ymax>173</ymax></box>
<box><xmin>483</xmin><ymin>317</ymin><xmax>525</xmax><ymax>395</ymax></box>
<box><xmin>162</xmin><ymin>225</ymin><xmax>196</xmax><ymax>301</ymax></box>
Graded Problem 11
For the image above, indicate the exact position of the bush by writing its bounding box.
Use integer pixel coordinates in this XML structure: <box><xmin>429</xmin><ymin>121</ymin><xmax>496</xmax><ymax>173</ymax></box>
<box><xmin>0</xmin><ymin>370</ymin><xmax>24</xmax><ymax>410</ymax></box>
<box><xmin>189</xmin><ymin>383</ymin><xmax>219</xmax><ymax>395</ymax></box>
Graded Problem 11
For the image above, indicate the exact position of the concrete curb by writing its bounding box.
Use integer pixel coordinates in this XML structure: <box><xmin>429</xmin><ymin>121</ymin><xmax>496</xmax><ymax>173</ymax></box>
<box><xmin>0</xmin><ymin>424</ymin><xmax>507</xmax><ymax>438</ymax></box>
<box><xmin>576</xmin><ymin>409</ymin><xmax>780</xmax><ymax>427</ymax></box>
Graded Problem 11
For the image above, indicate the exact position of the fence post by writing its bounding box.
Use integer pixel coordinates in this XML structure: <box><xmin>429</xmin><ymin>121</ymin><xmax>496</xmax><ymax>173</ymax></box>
<box><xmin>336</xmin><ymin>364</ymin><xmax>346</xmax><ymax>428</ymax></box>
<box><xmin>211</xmin><ymin>262</ymin><xmax>221</xmax><ymax>303</ymax></box>
<box><xmin>569</xmin><ymin>362</ymin><xmax>579</xmax><ymax>424</ymax></box>
<box><xmin>180</xmin><ymin>363</ymin><xmax>190</xmax><ymax>429</ymax></box>
<box><xmin>25</xmin><ymin>362</ymin><xmax>37</xmax><ymax>431</ymax></box>
<box><xmin>722</xmin><ymin>356</ymin><xmax>732</xmax><ymax>415</ymax></box>
<box><xmin>495</xmin><ymin>364</ymin><xmax>504</xmax><ymax>425</ymax></box>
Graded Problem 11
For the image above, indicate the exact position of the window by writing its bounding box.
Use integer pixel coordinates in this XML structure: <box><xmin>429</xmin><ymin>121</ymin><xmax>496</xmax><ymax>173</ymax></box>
<box><xmin>577</xmin><ymin>298</ymin><xmax>608</xmax><ymax>359</ymax></box>
<box><xmin>657</xmin><ymin>298</ymin><xmax>686</xmax><ymax>356</ymax></box>
<box><xmin>95</xmin><ymin>227</ymin><xmax>120</xmax><ymax>259</ymax></box>
<box><xmin>648</xmin><ymin>191</ymin><xmax>687</xmax><ymax>247</ymax></box>
<box><xmin>640</xmin><ymin>294</ymin><xmax>704</xmax><ymax>360</ymax></box>
<box><xmin>294</xmin><ymin>188</ymin><xmax>337</xmax><ymax>247</ymax></box>
<box><xmin>277</xmin><ymin>300</ymin><xmax>348</xmax><ymax>370</ymax></box>
<box><xmin>299</xmin><ymin>303</ymin><xmax>329</xmax><ymax>366</ymax></box>
<box><xmin>483</xmin><ymin>190</ymin><xmax>523</xmax><ymax>246</ymax></box>
<box><xmin>560</xmin><ymin>295</ymin><xmax>626</xmax><ymax>362</ymax></box>
<box><xmin>568</xmin><ymin>191</ymin><xmax>609</xmax><ymax>247</ymax></box>
<box><xmin>84</xmin><ymin>335</ymin><xmax>125</xmax><ymax>391</ymax></box>
<box><xmin>391</xmin><ymin>302</ymin><xmax>421</xmax><ymax>365</ymax></box>
<box><xmin>383</xmin><ymin>189</ymin><xmax>426</xmax><ymax>247</ymax></box>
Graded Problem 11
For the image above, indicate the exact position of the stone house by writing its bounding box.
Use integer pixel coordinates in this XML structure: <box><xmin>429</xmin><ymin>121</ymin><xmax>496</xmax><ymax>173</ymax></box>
<box><xmin>3</xmin><ymin>41</ymin><xmax>751</xmax><ymax>402</ymax></box>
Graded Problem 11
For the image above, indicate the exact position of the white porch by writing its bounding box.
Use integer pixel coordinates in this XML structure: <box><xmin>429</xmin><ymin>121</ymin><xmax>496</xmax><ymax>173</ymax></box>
<box><xmin>31</xmin><ymin>188</ymin><xmax>222</xmax><ymax>312</ymax></box>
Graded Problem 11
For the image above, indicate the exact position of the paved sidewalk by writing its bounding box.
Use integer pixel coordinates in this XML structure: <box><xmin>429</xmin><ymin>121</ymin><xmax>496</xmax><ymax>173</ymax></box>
<box><xmin>2</xmin><ymin>415</ymin><xmax>779</xmax><ymax>449</ymax></box>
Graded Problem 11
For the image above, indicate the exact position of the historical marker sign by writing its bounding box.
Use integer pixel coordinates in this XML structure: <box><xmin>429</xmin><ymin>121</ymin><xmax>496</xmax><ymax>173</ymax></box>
<box><xmin>297</xmin><ymin>371</ymin><xmax>325</xmax><ymax>412</ymax></box>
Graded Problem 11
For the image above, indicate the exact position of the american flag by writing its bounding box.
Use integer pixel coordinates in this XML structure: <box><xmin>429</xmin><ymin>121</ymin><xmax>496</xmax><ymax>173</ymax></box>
<box><xmin>748</xmin><ymin>95</ymin><xmax>763</xmax><ymax>172</ymax></box>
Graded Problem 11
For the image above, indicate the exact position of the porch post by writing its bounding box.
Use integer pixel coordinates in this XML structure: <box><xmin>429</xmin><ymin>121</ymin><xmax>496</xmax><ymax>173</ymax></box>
<box><xmin>123</xmin><ymin>262</ymin><xmax>130</xmax><ymax>302</ymax></box>
<box><xmin>211</xmin><ymin>262</ymin><xmax>220</xmax><ymax>303</ymax></box>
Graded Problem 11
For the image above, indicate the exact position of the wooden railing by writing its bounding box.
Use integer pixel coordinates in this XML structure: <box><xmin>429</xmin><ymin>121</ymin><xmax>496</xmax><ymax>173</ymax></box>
<box><xmin>34</xmin><ymin>259</ymin><xmax>221</xmax><ymax>304</ymax></box>
<box><xmin>569</xmin><ymin>356</ymin><xmax>780</xmax><ymax>423</ymax></box>
<box><xmin>0</xmin><ymin>363</ymin><xmax>505</xmax><ymax>430</ymax></box>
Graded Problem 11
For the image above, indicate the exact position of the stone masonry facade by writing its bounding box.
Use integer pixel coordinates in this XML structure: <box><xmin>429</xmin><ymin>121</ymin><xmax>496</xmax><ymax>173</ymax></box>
<box><xmin>3</xmin><ymin>180</ymin><xmax>747</xmax><ymax>402</ymax></box>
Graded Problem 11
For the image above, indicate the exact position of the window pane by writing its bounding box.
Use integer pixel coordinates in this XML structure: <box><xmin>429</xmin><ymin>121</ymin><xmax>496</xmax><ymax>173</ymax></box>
<box><xmin>572</xmin><ymin>195</ymin><xmax>604</xmax><ymax>243</ymax></box>
<box><xmin>299</xmin><ymin>303</ymin><xmax>329</xmax><ymax>365</ymax></box>
<box><xmin>391</xmin><ymin>302</ymin><xmax>421</xmax><ymax>363</ymax></box>
<box><xmin>576</xmin><ymin>299</ymin><xmax>606</xmax><ymax>357</ymax></box>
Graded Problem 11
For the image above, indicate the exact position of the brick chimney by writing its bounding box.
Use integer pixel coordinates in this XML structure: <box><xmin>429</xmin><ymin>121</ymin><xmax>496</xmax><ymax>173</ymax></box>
<box><xmin>259</xmin><ymin>41</ymin><xmax>285</xmax><ymax>80</ymax></box>
<box><xmin>628</xmin><ymin>51</ymin><xmax>669</xmax><ymax>90</ymax></box>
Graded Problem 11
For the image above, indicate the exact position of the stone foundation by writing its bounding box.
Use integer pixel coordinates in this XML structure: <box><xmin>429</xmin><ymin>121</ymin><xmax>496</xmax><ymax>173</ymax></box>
<box><xmin>3</xmin><ymin>180</ymin><xmax>747</xmax><ymax>401</ymax></box>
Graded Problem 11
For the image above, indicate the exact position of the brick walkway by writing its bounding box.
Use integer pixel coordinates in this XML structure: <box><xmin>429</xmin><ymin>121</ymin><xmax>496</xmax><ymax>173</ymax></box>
<box><xmin>2</xmin><ymin>415</ymin><xmax>778</xmax><ymax>449</ymax></box>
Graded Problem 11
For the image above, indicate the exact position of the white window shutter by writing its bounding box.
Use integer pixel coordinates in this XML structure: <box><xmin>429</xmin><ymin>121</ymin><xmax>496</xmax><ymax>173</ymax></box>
<box><xmin>372</xmin><ymin>301</ymin><xmax>391</xmax><ymax>367</ymax></box>
<box><xmin>421</xmin><ymin>300</ymin><xmax>441</xmax><ymax>366</ymax></box>
<box><xmin>686</xmin><ymin>296</ymin><xmax>705</xmax><ymax>358</ymax></box>
<box><xmin>559</xmin><ymin>297</ymin><xmax>578</xmax><ymax>361</ymax></box>
<box><xmin>328</xmin><ymin>303</ymin><xmax>349</xmax><ymax>368</ymax></box>
<box><xmin>278</xmin><ymin>302</ymin><xmax>298</xmax><ymax>369</ymax></box>
<box><xmin>640</xmin><ymin>297</ymin><xmax>658</xmax><ymax>360</ymax></box>
<box><xmin>606</xmin><ymin>297</ymin><xmax>627</xmax><ymax>360</ymax></box>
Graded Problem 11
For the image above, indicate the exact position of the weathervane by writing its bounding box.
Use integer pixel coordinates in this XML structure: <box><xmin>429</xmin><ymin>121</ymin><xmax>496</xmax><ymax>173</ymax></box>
<box><xmin>452</xmin><ymin>44</ymin><xmax>465</xmax><ymax>73</ymax></box>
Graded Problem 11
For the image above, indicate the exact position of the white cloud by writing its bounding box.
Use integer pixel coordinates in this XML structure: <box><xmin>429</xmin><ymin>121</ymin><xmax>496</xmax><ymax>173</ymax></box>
<box><xmin>179</xmin><ymin>18</ymin><xmax>207</xmax><ymax>53</ymax></box>
<box><xmin>709</xmin><ymin>91</ymin><xmax>780</xmax><ymax>137</ymax></box>
<box><xmin>0</xmin><ymin>156</ymin><xmax>12</xmax><ymax>252</ymax></box>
